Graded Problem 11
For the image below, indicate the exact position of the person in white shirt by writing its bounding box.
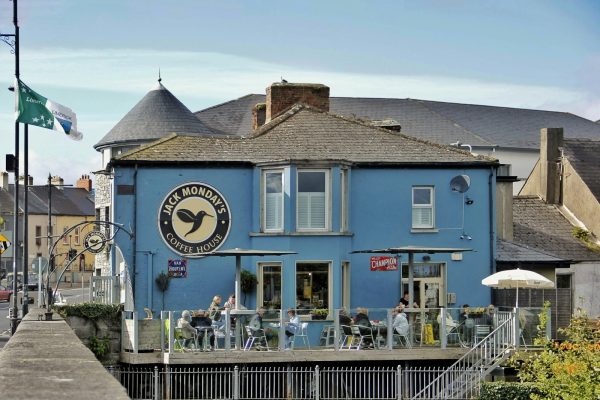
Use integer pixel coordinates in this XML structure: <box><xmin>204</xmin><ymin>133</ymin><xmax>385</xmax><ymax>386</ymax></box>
<box><xmin>392</xmin><ymin>305</ymin><xmax>410</xmax><ymax>336</ymax></box>
<box><xmin>284</xmin><ymin>309</ymin><xmax>300</xmax><ymax>349</ymax></box>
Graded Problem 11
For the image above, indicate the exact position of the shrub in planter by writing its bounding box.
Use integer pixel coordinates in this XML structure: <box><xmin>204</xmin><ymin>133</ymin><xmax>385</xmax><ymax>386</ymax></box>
<box><xmin>479</xmin><ymin>382</ymin><xmax>544</xmax><ymax>400</ymax></box>
<box><xmin>311</xmin><ymin>309</ymin><xmax>329</xmax><ymax>320</ymax></box>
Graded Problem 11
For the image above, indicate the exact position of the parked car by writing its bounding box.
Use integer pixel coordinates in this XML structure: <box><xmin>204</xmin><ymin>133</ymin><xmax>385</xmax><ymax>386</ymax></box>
<box><xmin>0</xmin><ymin>284</ymin><xmax>12</xmax><ymax>302</ymax></box>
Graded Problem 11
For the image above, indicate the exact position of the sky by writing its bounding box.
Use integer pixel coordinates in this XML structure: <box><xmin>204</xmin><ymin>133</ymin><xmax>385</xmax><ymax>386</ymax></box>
<box><xmin>1</xmin><ymin>0</ymin><xmax>599</xmax><ymax>186</ymax></box>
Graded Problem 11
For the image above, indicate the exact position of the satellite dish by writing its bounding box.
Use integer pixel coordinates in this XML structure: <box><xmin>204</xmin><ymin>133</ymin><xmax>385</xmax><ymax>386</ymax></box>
<box><xmin>450</xmin><ymin>175</ymin><xmax>471</xmax><ymax>193</ymax></box>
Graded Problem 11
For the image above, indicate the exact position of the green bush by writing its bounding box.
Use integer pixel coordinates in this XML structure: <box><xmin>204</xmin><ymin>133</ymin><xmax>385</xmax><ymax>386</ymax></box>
<box><xmin>479</xmin><ymin>382</ymin><xmax>543</xmax><ymax>400</ymax></box>
<box><xmin>88</xmin><ymin>335</ymin><xmax>111</xmax><ymax>360</ymax></box>
<box><xmin>53</xmin><ymin>303</ymin><xmax>122</xmax><ymax>324</ymax></box>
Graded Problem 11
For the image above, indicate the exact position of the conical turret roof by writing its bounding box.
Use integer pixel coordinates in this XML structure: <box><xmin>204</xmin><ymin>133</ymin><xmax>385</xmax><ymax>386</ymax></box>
<box><xmin>94</xmin><ymin>82</ymin><xmax>217</xmax><ymax>149</ymax></box>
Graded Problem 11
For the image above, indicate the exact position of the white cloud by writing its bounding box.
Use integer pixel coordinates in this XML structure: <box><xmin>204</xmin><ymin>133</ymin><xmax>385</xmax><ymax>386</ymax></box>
<box><xmin>1</xmin><ymin>47</ymin><xmax>599</xmax><ymax>186</ymax></box>
<box><xmin>2</xmin><ymin>48</ymin><xmax>595</xmax><ymax>116</ymax></box>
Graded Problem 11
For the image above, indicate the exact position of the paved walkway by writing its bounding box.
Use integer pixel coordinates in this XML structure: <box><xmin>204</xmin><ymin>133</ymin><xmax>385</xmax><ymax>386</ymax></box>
<box><xmin>0</xmin><ymin>308</ymin><xmax>129</xmax><ymax>399</ymax></box>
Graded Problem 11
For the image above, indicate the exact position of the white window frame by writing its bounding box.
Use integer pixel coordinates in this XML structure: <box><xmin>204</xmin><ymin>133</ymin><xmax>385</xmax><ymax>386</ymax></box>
<box><xmin>412</xmin><ymin>186</ymin><xmax>435</xmax><ymax>229</ymax></box>
<box><xmin>340</xmin><ymin>168</ymin><xmax>349</xmax><ymax>232</ymax></box>
<box><xmin>262</xmin><ymin>169</ymin><xmax>285</xmax><ymax>232</ymax></box>
<box><xmin>296</xmin><ymin>169</ymin><xmax>331</xmax><ymax>232</ymax></box>
<box><xmin>257</xmin><ymin>262</ymin><xmax>283</xmax><ymax>311</ymax></box>
<box><xmin>295</xmin><ymin>261</ymin><xmax>333</xmax><ymax>319</ymax></box>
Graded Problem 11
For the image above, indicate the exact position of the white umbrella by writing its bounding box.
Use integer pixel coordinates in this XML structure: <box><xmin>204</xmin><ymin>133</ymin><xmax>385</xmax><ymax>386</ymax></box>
<box><xmin>482</xmin><ymin>268</ymin><xmax>554</xmax><ymax>308</ymax></box>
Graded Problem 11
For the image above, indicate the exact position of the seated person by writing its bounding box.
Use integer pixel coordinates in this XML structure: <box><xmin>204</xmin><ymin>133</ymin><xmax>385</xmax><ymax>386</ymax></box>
<box><xmin>248</xmin><ymin>307</ymin><xmax>273</xmax><ymax>348</ymax></box>
<box><xmin>208</xmin><ymin>295</ymin><xmax>223</xmax><ymax>323</ymax></box>
<box><xmin>399</xmin><ymin>291</ymin><xmax>419</xmax><ymax>308</ymax></box>
<box><xmin>392</xmin><ymin>305</ymin><xmax>410</xmax><ymax>336</ymax></box>
<box><xmin>436</xmin><ymin>310</ymin><xmax>459</xmax><ymax>331</ymax></box>
<box><xmin>284</xmin><ymin>309</ymin><xmax>300</xmax><ymax>348</ymax></box>
<box><xmin>482</xmin><ymin>304</ymin><xmax>495</xmax><ymax>327</ymax></box>
<box><xmin>353</xmin><ymin>307</ymin><xmax>372</xmax><ymax>328</ymax></box>
<box><xmin>339</xmin><ymin>309</ymin><xmax>353</xmax><ymax>326</ymax></box>
<box><xmin>353</xmin><ymin>307</ymin><xmax>375</xmax><ymax>347</ymax></box>
<box><xmin>191</xmin><ymin>309</ymin><xmax>215</xmax><ymax>349</ymax></box>
<box><xmin>177</xmin><ymin>310</ymin><xmax>197</xmax><ymax>347</ymax></box>
<box><xmin>459</xmin><ymin>304</ymin><xmax>474</xmax><ymax>342</ymax></box>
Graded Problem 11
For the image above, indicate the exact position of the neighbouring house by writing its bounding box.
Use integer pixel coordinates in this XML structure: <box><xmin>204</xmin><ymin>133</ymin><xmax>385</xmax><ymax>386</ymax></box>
<box><xmin>0</xmin><ymin>173</ymin><xmax>96</xmax><ymax>284</ymax></box>
<box><xmin>515</xmin><ymin>128</ymin><xmax>600</xmax><ymax>318</ymax></box>
<box><xmin>100</xmin><ymin>82</ymin><xmax>499</xmax><ymax>347</ymax></box>
<box><xmin>194</xmin><ymin>93</ymin><xmax>600</xmax><ymax>193</ymax></box>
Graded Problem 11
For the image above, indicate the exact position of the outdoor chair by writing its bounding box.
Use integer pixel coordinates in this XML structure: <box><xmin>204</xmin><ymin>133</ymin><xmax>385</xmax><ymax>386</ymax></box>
<box><xmin>473</xmin><ymin>324</ymin><xmax>491</xmax><ymax>344</ymax></box>
<box><xmin>393</xmin><ymin>324</ymin><xmax>412</xmax><ymax>349</ymax></box>
<box><xmin>243</xmin><ymin>326</ymin><xmax>269</xmax><ymax>351</ymax></box>
<box><xmin>173</xmin><ymin>327</ymin><xmax>188</xmax><ymax>352</ymax></box>
<box><xmin>291</xmin><ymin>322</ymin><xmax>310</xmax><ymax>349</ymax></box>
<box><xmin>340</xmin><ymin>325</ymin><xmax>356</xmax><ymax>349</ymax></box>
<box><xmin>351</xmin><ymin>325</ymin><xmax>375</xmax><ymax>350</ymax></box>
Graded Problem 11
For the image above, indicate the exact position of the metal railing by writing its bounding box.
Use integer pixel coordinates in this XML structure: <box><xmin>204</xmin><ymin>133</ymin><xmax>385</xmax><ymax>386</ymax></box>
<box><xmin>411</xmin><ymin>310</ymin><xmax>517</xmax><ymax>399</ymax></box>
<box><xmin>108</xmin><ymin>365</ymin><xmax>476</xmax><ymax>400</ymax></box>
<box><xmin>89</xmin><ymin>276</ymin><xmax>119</xmax><ymax>304</ymax></box>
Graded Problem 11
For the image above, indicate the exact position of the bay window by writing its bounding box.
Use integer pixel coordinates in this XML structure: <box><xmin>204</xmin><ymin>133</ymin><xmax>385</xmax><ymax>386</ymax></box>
<box><xmin>297</xmin><ymin>170</ymin><xmax>329</xmax><ymax>231</ymax></box>
<box><xmin>263</xmin><ymin>170</ymin><xmax>284</xmax><ymax>231</ymax></box>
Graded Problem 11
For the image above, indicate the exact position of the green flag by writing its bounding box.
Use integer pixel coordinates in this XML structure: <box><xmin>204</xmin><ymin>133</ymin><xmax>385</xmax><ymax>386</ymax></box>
<box><xmin>15</xmin><ymin>79</ymin><xmax>82</xmax><ymax>141</ymax></box>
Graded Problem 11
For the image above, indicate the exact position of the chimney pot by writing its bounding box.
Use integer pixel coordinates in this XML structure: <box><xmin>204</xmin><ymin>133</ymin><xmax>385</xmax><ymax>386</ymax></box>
<box><xmin>266</xmin><ymin>82</ymin><xmax>329</xmax><ymax>122</ymax></box>
<box><xmin>76</xmin><ymin>174</ymin><xmax>93</xmax><ymax>192</ymax></box>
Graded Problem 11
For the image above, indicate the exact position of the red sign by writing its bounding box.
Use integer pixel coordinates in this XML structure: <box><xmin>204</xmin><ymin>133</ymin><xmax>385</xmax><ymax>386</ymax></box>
<box><xmin>370</xmin><ymin>256</ymin><xmax>398</xmax><ymax>271</ymax></box>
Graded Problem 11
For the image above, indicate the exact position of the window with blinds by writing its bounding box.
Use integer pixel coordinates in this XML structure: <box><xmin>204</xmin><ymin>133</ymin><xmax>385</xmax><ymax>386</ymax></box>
<box><xmin>412</xmin><ymin>186</ymin><xmax>434</xmax><ymax>228</ymax></box>
<box><xmin>297</xmin><ymin>170</ymin><xmax>329</xmax><ymax>231</ymax></box>
<box><xmin>263</xmin><ymin>170</ymin><xmax>284</xmax><ymax>231</ymax></box>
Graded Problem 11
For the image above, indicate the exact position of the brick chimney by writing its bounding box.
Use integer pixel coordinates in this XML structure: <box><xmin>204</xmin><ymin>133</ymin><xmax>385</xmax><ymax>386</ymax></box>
<box><xmin>51</xmin><ymin>175</ymin><xmax>64</xmax><ymax>190</ymax></box>
<box><xmin>1</xmin><ymin>171</ymin><xmax>8</xmax><ymax>190</ymax></box>
<box><xmin>265</xmin><ymin>82</ymin><xmax>330</xmax><ymax>122</ymax></box>
<box><xmin>540</xmin><ymin>128</ymin><xmax>563</xmax><ymax>204</ymax></box>
<box><xmin>76</xmin><ymin>174</ymin><xmax>93</xmax><ymax>192</ymax></box>
<box><xmin>496</xmin><ymin>164</ymin><xmax>518</xmax><ymax>241</ymax></box>
<box><xmin>252</xmin><ymin>103</ymin><xmax>266</xmax><ymax>130</ymax></box>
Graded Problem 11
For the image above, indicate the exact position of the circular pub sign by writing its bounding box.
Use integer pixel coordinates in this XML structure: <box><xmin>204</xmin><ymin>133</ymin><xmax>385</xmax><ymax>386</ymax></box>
<box><xmin>84</xmin><ymin>230</ymin><xmax>107</xmax><ymax>253</ymax></box>
<box><xmin>158</xmin><ymin>182</ymin><xmax>231</xmax><ymax>257</ymax></box>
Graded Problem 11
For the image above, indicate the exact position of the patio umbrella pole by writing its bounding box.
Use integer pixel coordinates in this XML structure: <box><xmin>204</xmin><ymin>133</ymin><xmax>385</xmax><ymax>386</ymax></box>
<box><xmin>235</xmin><ymin>255</ymin><xmax>241</xmax><ymax>310</ymax></box>
<box><xmin>408</xmin><ymin>252</ymin><xmax>414</xmax><ymax>308</ymax></box>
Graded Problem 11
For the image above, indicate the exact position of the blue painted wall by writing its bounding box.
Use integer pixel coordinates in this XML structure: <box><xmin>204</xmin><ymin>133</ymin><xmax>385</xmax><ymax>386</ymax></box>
<box><xmin>112</xmin><ymin>163</ymin><xmax>495</xmax><ymax>317</ymax></box>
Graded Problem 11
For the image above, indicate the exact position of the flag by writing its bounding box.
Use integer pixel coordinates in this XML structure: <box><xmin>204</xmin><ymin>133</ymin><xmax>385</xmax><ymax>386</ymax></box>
<box><xmin>15</xmin><ymin>79</ymin><xmax>83</xmax><ymax>141</ymax></box>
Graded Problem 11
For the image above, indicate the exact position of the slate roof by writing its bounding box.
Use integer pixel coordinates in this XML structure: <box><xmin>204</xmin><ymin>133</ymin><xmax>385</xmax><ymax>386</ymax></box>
<box><xmin>496</xmin><ymin>239</ymin><xmax>567</xmax><ymax>263</ymax></box>
<box><xmin>115</xmin><ymin>105</ymin><xmax>496</xmax><ymax>166</ymax></box>
<box><xmin>2</xmin><ymin>185</ymin><xmax>94</xmax><ymax>216</ymax></box>
<box><xmin>95</xmin><ymin>82</ymin><xmax>218</xmax><ymax>149</ymax></box>
<box><xmin>512</xmin><ymin>196</ymin><xmax>600</xmax><ymax>262</ymax></box>
<box><xmin>563</xmin><ymin>138</ymin><xmax>600</xmax><ymax>202</ymax></box>
<box><xmin>195</xmin><ymin>95</ymin><xmax>600</xmax><ymax>149</ymax></box>
<box><xmin>0</xmin><ymin>188</ymin><xmax>13</xmax><ymax>213</ymax></box>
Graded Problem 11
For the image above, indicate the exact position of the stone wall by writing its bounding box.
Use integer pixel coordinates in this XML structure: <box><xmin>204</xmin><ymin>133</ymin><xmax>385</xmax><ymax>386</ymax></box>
<box><xmin>0</xmin><ymin>308</ymin><xmax>129</xmax><ymax>399</ymax></box>
<box><xmin>64</xmin><ymin>314</ymin><xmax>122</xmax><ymax>365</ymax></box>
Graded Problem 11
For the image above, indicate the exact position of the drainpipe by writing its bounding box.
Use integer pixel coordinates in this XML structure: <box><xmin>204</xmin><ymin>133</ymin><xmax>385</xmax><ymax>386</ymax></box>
<box><xmin>132</xmin><ymin>165</ymin><xmax>138</xmax><ymax>302</ymax></box>
<box><xmin>136</xmin><ymin>250</ymin><xmax>155</xmax><ymax>312</ymax></box>
<box><xmin>489</xmin><ymin>167</ymin><xmax>495</xmax><ymax>276</ymax></box>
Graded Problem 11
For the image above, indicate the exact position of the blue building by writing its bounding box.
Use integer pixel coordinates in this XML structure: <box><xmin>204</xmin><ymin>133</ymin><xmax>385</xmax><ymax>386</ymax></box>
<box><xmin>101</xmin><ymin>82</ymin><xmax>498</xmax><ymax>322</ymax></box>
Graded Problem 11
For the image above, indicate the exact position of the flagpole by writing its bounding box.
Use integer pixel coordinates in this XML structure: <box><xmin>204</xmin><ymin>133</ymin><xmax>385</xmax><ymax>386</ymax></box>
<box><xmin>9</xmin><ymin>0</ymin><xmax>20</xmax><ymax>335</ymax></box>
<box><xmin>22</xmin><ymin>123</ymin><xmax>29</xmax><ymax>315</ymax></box>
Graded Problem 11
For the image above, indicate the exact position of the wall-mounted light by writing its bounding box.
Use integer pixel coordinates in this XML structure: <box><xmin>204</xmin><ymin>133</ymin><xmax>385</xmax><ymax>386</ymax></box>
<box><xmin>422</xmin><ymin>255</ymin><xmax>431</xmax><ymax>262</ymax></box>
<box><xmin>460</xmin><ymin>234</ymin><xmax>472</xmax><ymax>240</ymax></box>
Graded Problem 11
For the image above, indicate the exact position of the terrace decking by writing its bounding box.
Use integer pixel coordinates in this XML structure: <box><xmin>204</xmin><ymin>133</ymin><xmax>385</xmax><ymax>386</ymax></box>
<box><xmin>121</xmin><ymin>347</ymin><xmax>468</xmax><ymax>366</ymax></box>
